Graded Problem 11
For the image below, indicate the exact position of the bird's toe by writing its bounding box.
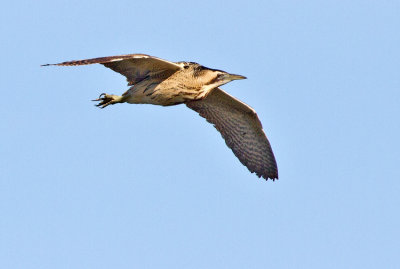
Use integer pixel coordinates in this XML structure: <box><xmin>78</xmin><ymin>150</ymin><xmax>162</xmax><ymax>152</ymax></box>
<box><xmin>92</xmin><ymin>93</ymin><xmax>124</xmax><ymax>108</ymax></box>
<box><xmin>92</xmin><ymin>93</ymin><xmax>114</xmax><ymax>108</ymax></box>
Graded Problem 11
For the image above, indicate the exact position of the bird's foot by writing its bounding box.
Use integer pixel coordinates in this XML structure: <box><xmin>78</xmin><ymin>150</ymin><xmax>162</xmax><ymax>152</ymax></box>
<box><xmin>92</xmin><ymin>93</ymin><xmax>123</xmax><ymax>108</ymax></box>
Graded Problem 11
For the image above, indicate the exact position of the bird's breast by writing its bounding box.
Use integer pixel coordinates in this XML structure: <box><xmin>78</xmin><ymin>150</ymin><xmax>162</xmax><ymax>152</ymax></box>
<box><xmin>124</xmin><ymin>79</ymin><xmax>210</xmax><ymax>106</ymax></box>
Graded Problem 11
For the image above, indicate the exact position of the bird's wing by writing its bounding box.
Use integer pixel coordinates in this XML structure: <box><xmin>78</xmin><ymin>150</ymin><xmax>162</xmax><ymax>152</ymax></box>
<box><xmin>42</xmin><ymin>54</ymin><xmax>182</xmax><ymax>85</ymax></box>
<box><xmin>186</xmin><ymin>88</ymin><xmax>278</xmax><ymax>180</ymax></box>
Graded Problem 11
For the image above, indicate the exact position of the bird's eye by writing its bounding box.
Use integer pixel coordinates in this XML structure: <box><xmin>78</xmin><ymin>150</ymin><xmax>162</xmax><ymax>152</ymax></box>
<box><xmin>184</xmin><ymin>65</ymin><xmax>189</xmax><ymax>69</ymax></box>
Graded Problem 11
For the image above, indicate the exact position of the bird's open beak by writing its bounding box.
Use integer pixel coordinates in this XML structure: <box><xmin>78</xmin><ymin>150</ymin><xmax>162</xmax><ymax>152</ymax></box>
<box><xmin>226</xmin><ymin>74</ymin><xmax>247</xmax><ymax>81</ymax></box>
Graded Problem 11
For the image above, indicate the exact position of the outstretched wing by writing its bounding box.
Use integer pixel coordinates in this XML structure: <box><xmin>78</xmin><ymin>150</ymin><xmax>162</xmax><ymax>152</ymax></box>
<box><xmin>186</xmin><ymin>88</ymin><xmax>278</xmax><ymax>180</ymax></box>
<box><xmin>42</xmin><ymin>54</ymin><xmax>182</xmax><ymax>85</ymax></box>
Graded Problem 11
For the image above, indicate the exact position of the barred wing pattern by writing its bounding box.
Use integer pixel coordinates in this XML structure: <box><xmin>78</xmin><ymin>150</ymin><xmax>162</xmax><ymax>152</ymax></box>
<box><xmin>42</xmin><ymin>54</ymin><xmax>182</xmax><ymax>85</ymax></box>
<box><xmin>186</xmin><ymin>88</ymin><xmax>278</xmax><ymax>180</ymax></box>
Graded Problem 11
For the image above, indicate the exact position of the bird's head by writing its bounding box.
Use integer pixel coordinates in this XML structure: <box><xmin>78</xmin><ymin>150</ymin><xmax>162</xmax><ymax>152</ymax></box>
<box><xmin>208</xmin><ymin>71</ymin><xmax>247</xmax><ymax>88</ymax></box>
<box><xmin>179</xmin><ymin>62</ymin><xmax>247</xmax><ymax>88</ymax></box>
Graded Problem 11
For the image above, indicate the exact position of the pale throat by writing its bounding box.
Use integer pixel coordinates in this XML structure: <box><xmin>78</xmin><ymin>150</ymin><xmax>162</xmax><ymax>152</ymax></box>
<box><xmin>198</xmin><ymin>83</ymin><xmax>221</xmax><ymax>99</ymax></box>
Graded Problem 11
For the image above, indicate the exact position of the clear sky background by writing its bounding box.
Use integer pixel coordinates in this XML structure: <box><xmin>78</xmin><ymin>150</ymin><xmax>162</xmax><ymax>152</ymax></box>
<box><xmin>1</xmin><ymin>0</ymin><xmax>399</xmax><ymax>268</ymax></box>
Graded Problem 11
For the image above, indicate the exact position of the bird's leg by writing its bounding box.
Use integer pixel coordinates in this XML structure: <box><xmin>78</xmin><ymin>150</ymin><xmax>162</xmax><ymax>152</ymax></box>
<box><xmin>92</xmin><ymin>93</ymin><xmax>125</xmax><ymax>108</ymax></box>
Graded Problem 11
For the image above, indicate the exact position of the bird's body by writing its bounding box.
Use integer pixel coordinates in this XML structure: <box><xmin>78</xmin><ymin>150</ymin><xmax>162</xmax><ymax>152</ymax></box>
<box><xmin>123</xmin><ymin>62</ymin><xmax>215</xmax><ymax>106</ymax></box>
<box><xmin>43</xmin><ymin>54</ymin><xmax>278</xmax><ymax>180</ymax></box>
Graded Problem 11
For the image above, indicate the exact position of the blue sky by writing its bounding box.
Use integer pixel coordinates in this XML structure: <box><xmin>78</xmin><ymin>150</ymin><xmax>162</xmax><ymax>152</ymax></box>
<box><xmin>1</xmin><ymin>0</ymin><xmax>399</xmax><ymax>268</ymax></box>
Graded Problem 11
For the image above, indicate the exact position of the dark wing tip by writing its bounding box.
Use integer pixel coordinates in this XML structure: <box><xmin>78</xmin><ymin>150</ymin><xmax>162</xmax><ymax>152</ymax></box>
<box><xmin>248</xmin><ymin>156</ymin><xmax>278</xmax><ymax>181</ymax></box>
<box><xmin>40</xmin><ymin>62</ymin><xmax>79</xmax><ymax>67</ymax></box>
<box><xmin>41</xmin><ymin>62</ymin><xmax>79</xmax><ymax>67</ymax></box>
<box><xmin>258</xmin><ymin>171</ymin><xmax>278</xmax><ymax>181</ymax></box>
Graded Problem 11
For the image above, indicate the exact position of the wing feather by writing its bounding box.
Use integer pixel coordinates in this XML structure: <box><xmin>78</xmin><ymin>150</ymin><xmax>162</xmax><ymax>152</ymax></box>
<box><xmin>42</xmin><ymin>54</ymin><xmax>182</xmax><ymax>85</ymax></box>
<box><xmin>186</xmin><ymin>88</ymin><xmax>278</xmax><ymax>180</ymax></box>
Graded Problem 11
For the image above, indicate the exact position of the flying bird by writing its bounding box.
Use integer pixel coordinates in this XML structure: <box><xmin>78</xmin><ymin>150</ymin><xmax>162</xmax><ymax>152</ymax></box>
<box><xmin>43</xmin><ymin>54</ymin><xmax>278</xmax><ymax>180</ymax></box>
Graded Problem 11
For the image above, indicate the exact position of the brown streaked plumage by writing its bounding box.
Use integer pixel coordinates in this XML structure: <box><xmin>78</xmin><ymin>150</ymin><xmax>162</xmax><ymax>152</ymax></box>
<box><xmin>43</xmin><ymin>54</ymin><xmax>278</xmax><ymax>180</ymax></box>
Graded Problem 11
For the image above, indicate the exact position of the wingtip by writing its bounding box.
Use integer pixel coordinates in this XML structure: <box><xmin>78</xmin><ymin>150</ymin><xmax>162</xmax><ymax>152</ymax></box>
<box><xmin>259</xmin><ymin>172</ymin><xmax>279</xmax><ymax>181</ymax></box>
<box><xmin>264</xmin><ymin>176</ymin><xmax>278</xmax><ymax>181</ymax></box>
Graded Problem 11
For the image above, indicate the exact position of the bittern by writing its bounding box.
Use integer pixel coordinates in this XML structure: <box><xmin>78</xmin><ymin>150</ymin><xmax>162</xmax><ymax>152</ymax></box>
<box><xmin>43</xmin><ymin>54</ymin><xmax>278</xmax><ymax>180</ymax></box>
